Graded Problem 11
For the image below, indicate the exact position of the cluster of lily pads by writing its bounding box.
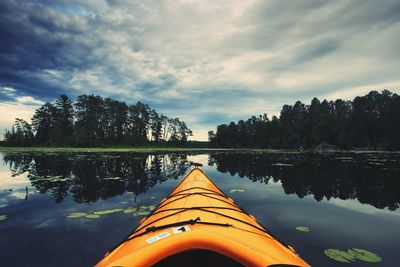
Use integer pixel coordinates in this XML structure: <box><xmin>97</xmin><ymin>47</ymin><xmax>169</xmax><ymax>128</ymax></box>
<box><xmin>66</xmin><ymin>205</ymin><xmax>156</xmax><ymax>220</ymax></box>
<box><xmin>31</xmin><ymin>175</ymin><xmax>71</xmax><ymax>183</ymax></box>
<box><xmin>324</xmin><ymin>248</ymin><xmax>382</xmax><ymax>263</ymax></box>
<box><xmin>294</xmin><ymin>225</ymin><xmax>382</xmax><ymax>263</ymax></box>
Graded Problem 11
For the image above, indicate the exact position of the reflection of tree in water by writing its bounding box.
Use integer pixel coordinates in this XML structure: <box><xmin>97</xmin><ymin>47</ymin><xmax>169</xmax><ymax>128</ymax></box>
<box><xmin>3</xmin><ymin>153</ymin><xmax>190</xmax><ymax>203</ymax></box>
<box><xmin>4</xmin><ymin>153</ymin><xmax>33</xmax><ymax>177</ymax></box>
<box><xmin>209</xmin><ymin>153</ymin><xmax>400</xmax><ymax>210</ymax></box>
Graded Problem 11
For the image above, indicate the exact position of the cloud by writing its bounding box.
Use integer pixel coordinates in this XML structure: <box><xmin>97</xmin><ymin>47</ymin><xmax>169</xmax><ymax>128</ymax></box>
<box><xmin>15</xmin><ymin>96</ymin><xmax>44</xmax><ymax>105</ymax></box>
<box><xmin>0</xmin><ymin>102</ymin><xmax>38</xmax><ymax>138</ymax></box>
<box><xmin>1</xmin><ymin>0</ymin><xmax>400</xmax><ymax>140</ymax></box>
<box><xmin>2</xmin><ymin>87</ymin><xmax>16</xmax><ymax>93</ymax></box>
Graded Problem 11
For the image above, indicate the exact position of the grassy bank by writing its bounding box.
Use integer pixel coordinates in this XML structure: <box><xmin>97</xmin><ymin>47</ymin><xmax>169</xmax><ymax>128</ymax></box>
<box><xmin>0</xmin><ymin>146</ymin><xmax>224</xmax><ymax>153</ymax></box>
<box><xmin>1</xmin><ymin>146</ymin><xmax>398</xmax><ymax>154</ymax></box>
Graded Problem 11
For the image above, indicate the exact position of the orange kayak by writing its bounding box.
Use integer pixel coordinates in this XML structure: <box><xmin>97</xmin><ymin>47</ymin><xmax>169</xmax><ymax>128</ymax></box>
<box><xmin>96</xmin><ymin>167</ymin><xmax>310</xmax><ymax>267</ymax></box>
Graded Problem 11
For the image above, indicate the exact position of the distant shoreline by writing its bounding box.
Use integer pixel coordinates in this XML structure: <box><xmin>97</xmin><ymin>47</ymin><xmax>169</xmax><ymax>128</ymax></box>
<box><xmin>1</xmin><ymin>146</ymin><xmax>399</xmax><ymax>154</ymax></box>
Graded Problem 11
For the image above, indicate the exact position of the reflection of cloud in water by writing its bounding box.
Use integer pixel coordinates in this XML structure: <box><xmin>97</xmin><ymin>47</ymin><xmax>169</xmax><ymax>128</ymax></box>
<box><xmin>187</xmin><ymin>154</ymin><xmax>209</xmax><ymax>166</ymax></box>
<box><xmin>327</xmin><ymin>198</ymin><xmax>400</xmax><ymax>217</ymax></box>
<box><xmin>8</xmin><ymin>190</ymin><xmax>28</xmax><ymax>200</ymax></box>
<box><xmin>0</xmin><ymin>170</ymin><xmax>30</xmax><ymax>189</ymax></box>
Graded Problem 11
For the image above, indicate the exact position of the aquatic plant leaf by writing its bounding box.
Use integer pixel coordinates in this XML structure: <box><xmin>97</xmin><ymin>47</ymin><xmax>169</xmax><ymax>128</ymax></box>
<box><xmin>85</xmin><ymin>214</ymin><xmax>101</xmax><ymax>219</ymax></box>
<box><xmin>66</xmin><ymin>212</ymin><xmax>87</xmax><ymax>218</ymax></box>
<box><xmin>136</xmin><ymin>211</ymin><xmax>151</xmax><ymax>216</ymax></box>
<box><xmin>229</xmin><ymin>189</ymin><xmax>245</xmax><ymax>193</ymax></box>
<box><xmin>0</xmin><ymin>215</ymin><xmax>8</xmax><ymax>221</ymax></box>
<box><xmin>271</xmin><ymin>163</ymin><xmax>294</xmax><ymax>167</ymax></box>
<box><xmin>50</xmin><ymin>178</ymin><xmax>70</xmax><ymax>182</ymax></box>
<box><xmin>93</xmin><ymin>209</ymin><xmax>124</xmax><ymax>215</ymax></box>
<box><xmin>295</xmin><ymin>226</ymin><xmax>310</xmax><ymax>232</ymax></box>
<box><xmin>324</xmin><ymin>249</ymin><xmax>355</xmax><ymax>263</ymax></box>
<box><xmin>149</xmin><ymin>205</ymin><xmax>156</xmax><ymax>210</ymax></box>
<box><xmin>103</xmin><ymin>177</ymin><xmax>122</xmax><ymax>180</ymax></box>
<box><xmin>138</xmin><ymin>205</ymin><xmax>148</xmax><ymax>211</ymax></box>
<box><xmin>348</xmin><ymin>248</ymin><xmax>382</xmax><ymax>263</ymax></box>
<box><xmin>123</xmin><ymin>207</ymin><xmax>137</xmax><ymax>214</ymax></box>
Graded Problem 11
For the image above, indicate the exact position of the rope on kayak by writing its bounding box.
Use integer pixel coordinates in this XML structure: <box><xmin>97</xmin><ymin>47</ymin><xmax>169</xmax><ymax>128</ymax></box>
<box><xmin>153</xmin><ymin>192</ymin><xmax>240</xmax><ymax>214</ymax></box>
<box><xmin>133</xmin><ymin>206</ymin><xmax>268</xmax><ymax>239</ymax></box>
<box><xmin>150</xmin><ymin>206</ymin><xmax>244</xmax><ymax>214</ymax></box>
<box><xmin>141</xmin><ymin>190</ymin><xmax>292</xmax><ymax>251</ymax></box>
<box><xmin>106</xmin><ymin>209</ymin><xmax>290</xmax><ymax>256</ymax></box>
<box><xmin>169</xmin><ymin>186</ymin><xmax>228</xmax><ymax>198</ymax></box>
<box><xmin>151</xmin><ymin>186</ymin><xmax>229</xmax><ymax>215</ymax></box>
<box><xmin>105</xmin><ymin>217</ymin><xmax>232</xmax><ymax>254</ymax></box>
<box><xmin>150</xmin><ymin>187</ymin><xmax>291</xmax><ymax>249</ymax></box>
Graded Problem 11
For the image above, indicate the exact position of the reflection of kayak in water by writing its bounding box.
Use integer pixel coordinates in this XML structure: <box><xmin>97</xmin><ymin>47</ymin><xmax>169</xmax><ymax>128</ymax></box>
<box><xmin>96</xmin><ymin>167</ymin><xmax>310</xmax><ymax>267</ymax></box>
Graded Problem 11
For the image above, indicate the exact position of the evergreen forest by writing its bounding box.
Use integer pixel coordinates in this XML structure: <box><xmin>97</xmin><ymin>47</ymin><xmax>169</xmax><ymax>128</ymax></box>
<box><xmin>3</xmin><ymin>95</ymin><xmax>192</xmax><ymax>146</ymax></box>
<box><xmin>208</xmin><ymin>90</ymin><xmax>400</xmax><ymax>150</ymax></box>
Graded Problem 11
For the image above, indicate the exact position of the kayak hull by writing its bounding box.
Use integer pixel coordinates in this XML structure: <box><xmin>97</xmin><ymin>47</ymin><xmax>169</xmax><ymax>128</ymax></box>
<box><xmin>96</xmin><ymin>167</ymin><xmax>310</xmax><ymax>267</ymax></box>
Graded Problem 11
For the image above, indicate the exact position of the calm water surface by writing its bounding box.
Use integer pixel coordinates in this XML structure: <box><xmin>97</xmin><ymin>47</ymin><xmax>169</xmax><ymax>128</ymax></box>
<box><xmin>0</xmin><ymin>151</ymin><xmax>399</xmax><ymax>266</ymax></box>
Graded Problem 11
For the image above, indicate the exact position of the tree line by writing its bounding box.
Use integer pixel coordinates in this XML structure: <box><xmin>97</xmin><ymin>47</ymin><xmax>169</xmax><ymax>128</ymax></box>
<box><xmin>209</xmin><ymin>153</ymin><xmax>400</xmax><ymax>210</ymax></box>
<box><xmin>208</xmin><ymin>90</ymin><xmax>400</xmax><ymax>150</ymax></box>
<box><xmin>3</xmin><ymin>153</ymin><xmax>190</xmax><ymax>203</ymax></box>
<box><xmin>3</xmin><ymin>94</ymin><xmax>192</xmax><ymax>146</ymax></box>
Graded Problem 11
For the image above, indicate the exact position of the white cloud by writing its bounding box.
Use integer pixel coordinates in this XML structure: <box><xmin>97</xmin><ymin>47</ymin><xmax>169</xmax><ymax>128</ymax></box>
<box><xmin>15</xmin><ymin>96</ymin><xmax>44</xmax><ymax>105</ymax></box>
<box><xmin>2</xmin><ymin>87</ymin><xmax>16</xmax><ymax>93</ymax></box>
<box><xmin>0</xmin><ymin>102</ymin><xmax>38</xmax><ymax>139</ymax></box>
<box><xmin>324</xmin><ymin>81</ymin><xmax>400</xmax><ymax>101</ymax></box>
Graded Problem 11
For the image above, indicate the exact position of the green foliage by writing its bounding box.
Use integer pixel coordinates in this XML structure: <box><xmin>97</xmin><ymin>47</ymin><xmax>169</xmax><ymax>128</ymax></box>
<box><xmin>324</xmin><ymin>249</ymin><xmax>355</xmax><ymax>263</ymax></box>
<box><xmin>3</xmin><ymin>118</ymin><xmax>33</xmax><ymax>146</ymax></box>
<box><xmin>136</xmin><ymin>211</ymin><xmax>151</xmax><ymax>216</ymax></box>
<box><xmin>3</xmin><ymin>94</ymin><xmax>192</xmax><ymax>147</ymax></box>
<box><xmin>347</xmin><ymin>248</ymin><xmax>382</xmax><ymax>263</ymax></box>
<box><xmin>295</xmin><ymin>226</ymin><xmax>310</xmax><ymax>232</ymax></box>
<box><xmin>123</xmin><ymin>207</ymin><xmax>137</xmax><ymax>213</ymax></box>
<box><xmin>210</xmin><ymin>90</ymin><xmax>400</xmax><ymax>150</ymax></box>
<box><xmin>324</xmin><ymin>248</ymin><xmax>382</xmax><ymax>263</ymax></box>
<box><xmin>66</xmin><ymin>212</ymin><xmax>87</xmax><ymax>218</ymax></box>
<box><xmin>85</xmin><ymin>214</ymin><xmax>101</xmax><ymax>219</ymax></box>
<box><xmin>93</xmin><ymin>209</ymin><xmax>124</xmax><ymax>215</ymax></box>
<box><xmin>229</xmin><ymin>189</ymin><xmax>245</xmax><ymax>193</ymax></box>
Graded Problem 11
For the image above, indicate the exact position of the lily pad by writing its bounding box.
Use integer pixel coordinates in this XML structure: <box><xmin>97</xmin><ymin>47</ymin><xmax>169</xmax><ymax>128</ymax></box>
<box><xmin>324</xmin><ymin>249</ymin><xmax>355</xmax><ymax>263</ymax></box>
<box><xmin>136</xmin><ymin>211</ymin><xmax>151</xmax><ymax>216</ymax></box>
<box><xmin>85</xmin><ymin>214</ymin><xmax>101</xmax><ymax>219</ymax></box>
<box><xmin>123</xmin><ymin>207</ymin><xmax>137</xmax><ymax>214</ymax></box>
<box><xmin>348</xmin><ymin>248</ymin><xmax>382</xmax><ymax>263</ymax></box>
<box><xmin>93</xmin><ymin>208</ymin><xmax>124</xmax><ymax>215</ymax></box>
<box><xmin>149</xmin><ymin>205</ymin><xmax>156</xmax><ymax>211</ymax></box>
<box><xmin>66</xmin><ymin>212</ymin><xmax>87</xmax><ymax>218</ymax></box>
<box><xmin>271</xmin><ymin>163</ymin><xmax>294</xmax><ymax>167</ymax></box>
<box><xmin>229</xmin><ymin>189</ymin><xmax>245</xmax><ymax>193</ymax></box>
<box><xmin>103</xmin><ymin>177</ymin><xmax>122</xmax><ymax>180</ymax></box>
<box><xmin>295</xmin><ymin>226</ymin><xmax>310</xmax><ymax>232</ymax></box>
<box><xmin>0</xmin><ymin>215</ymin><xmax>8</xmax><ymax>221</ymax></box>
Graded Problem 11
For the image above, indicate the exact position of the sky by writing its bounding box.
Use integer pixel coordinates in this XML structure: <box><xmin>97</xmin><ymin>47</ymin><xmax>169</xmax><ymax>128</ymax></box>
<box><xmin>1</xmin><ymin>0</ymin><xmax>400</xmax><ymax>141</ymax></box>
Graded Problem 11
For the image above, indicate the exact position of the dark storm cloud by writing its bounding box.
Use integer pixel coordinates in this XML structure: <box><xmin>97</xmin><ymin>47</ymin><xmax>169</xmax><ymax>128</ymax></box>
<box><xmin>0</xmin><ymin>0</ymin><xmax>95</xmax><ymax>98</ymax></box>
<box><xmin>0</xmin><ymin>0</ymin><xmax>400</xmax><ymax>140</ymax></box>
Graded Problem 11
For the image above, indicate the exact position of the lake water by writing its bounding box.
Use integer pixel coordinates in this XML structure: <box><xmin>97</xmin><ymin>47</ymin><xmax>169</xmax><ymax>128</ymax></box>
<box><xmin>0</xmin><ymin>151</ymin><xmax>399</xmax><ymax>266</ymax></box>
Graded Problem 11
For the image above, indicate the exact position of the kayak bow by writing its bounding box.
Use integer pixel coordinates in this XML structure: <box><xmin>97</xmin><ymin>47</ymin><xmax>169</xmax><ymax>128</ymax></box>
<box><xmin>96</xmin><ymin>167</ymin><xmax>310</xmax><ymax>267</ymax></box>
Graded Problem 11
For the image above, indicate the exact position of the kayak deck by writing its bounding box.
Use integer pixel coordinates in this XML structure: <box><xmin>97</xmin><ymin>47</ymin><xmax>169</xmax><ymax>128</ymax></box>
<box><xmin>96</xmin><ymin>167</ymin><xmax>310</xmax><ymax>267</ymax></box>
